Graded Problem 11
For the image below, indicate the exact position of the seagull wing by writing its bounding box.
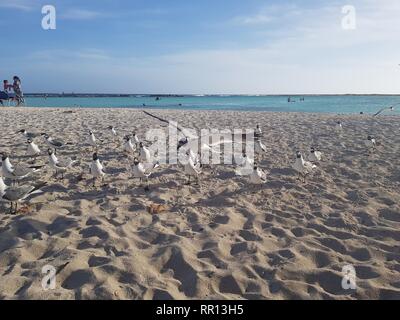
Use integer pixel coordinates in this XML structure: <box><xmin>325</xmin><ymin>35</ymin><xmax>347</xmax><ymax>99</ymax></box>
<box><xmin>12</xmin><ymin>166</ymin><xmax>32</xmax><ymax>177</ymax></box>
<box><xmin>50</xmin><ymin>138</ymin><xmax>64</xmax><ymax>147</ymax></box>
<box><xmin>3</xmin><ymin>186</ymin><xmax>36</xmax><ymax>201</ymax></box>
<box><xmin>374</xmin><ymin>107</ymin><xmax>387</xmax><ymax>117</ymax></box>
<box><xmin>374</xmin><ymin>103</ymin><xmax>399</xmax><ymax>117</ymax></box>
<box><xmin>142</xmin><ymin>111</ymin><xmax>198</xmax><ymax>140</ymax></box>
<box><xmin>57</xmin><ymin>158</ymin><xmax>76</xmax><ymax>168</ymax></box>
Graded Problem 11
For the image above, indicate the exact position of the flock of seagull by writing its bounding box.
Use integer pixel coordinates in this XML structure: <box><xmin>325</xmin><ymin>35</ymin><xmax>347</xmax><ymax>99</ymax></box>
<box><xmin>0</xmin><ymin>108</ymin><xmax>392</xmax><ymax>214</ymax></box>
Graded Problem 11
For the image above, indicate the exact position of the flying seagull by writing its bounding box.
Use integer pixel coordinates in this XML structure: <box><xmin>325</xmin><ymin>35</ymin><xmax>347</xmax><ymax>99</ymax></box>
<box><xmin>373</xmin><ymin>103</ymin><xmax>398</xmax><ymax>117</ymax></box>
<box><xmin>16</xmin><ymin>129</ymin><xmax>41</xmax><ymax>140</ymax></box>
<box><xmin>142</xmin><ymin>110</ymin><xmax>246</xmax><ymax>153</ymax></box>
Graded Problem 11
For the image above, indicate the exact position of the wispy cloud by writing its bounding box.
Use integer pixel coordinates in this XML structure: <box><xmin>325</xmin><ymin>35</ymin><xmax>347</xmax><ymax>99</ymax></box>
<box><xmin>233</xmin><ymin>14</ymin><xmax>274</xmax><ymax>25</ymax></box>
<box><xmin>29</xmin><ymin>49</ymin><xmax>110</xmax><ymax>61</ymax></box>
<box><xmin>231</xmin><ymin>4</ymin><xmax>300</xmax><ymax>26</ymax></box>
<box><xmin>61</xmin><ymin>8</ymin><xmax>103</xmax><ymax>20</ymax></box>
<box><xmin>0</xmin><ymin>0</ymin><xmax>34</xmax><ymax>11</ymax></box>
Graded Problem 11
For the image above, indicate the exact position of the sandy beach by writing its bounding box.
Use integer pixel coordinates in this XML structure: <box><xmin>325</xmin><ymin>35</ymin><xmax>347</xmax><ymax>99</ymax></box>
<box><xmin>0</xmin><ymin>107</ymin><xmax>399</xmax><ymax>300</ymax></box>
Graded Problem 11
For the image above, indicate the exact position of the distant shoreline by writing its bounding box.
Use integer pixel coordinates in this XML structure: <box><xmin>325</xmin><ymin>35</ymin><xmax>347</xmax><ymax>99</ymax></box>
<box><xmin>24</xmin><ymin>93</ymin><xmax>400</xmax><ymax>98</ymax></box>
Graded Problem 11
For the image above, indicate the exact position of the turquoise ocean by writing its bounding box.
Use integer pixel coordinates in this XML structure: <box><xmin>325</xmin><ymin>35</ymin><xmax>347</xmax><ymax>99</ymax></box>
<box><xmin>24</xmin><ymin>95</ymin><xmax>400</xmax><ymax>114</ymax></box>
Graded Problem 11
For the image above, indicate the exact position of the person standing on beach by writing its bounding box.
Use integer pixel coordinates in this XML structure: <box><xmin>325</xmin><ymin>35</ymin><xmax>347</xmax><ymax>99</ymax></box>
<box><xmin>12</xmin><ymin>76</ymin><xmax>24</xmax><ymax>106</ymax></box>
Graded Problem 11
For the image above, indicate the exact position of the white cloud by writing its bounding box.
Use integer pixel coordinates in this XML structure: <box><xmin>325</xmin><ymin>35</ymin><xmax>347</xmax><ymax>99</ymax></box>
<box><xmin>29</xmin><ymin>49</ymin><xmax>110</xmax><ymax>61</ymax></box>
<box><xmin>0</xmin><ymin>0</ymin><xmax>34</xmax><ymax>11</ymax></box>
<box><xmin>61</xmin><ymin>8</ymin><xmax>103</xmax><ymax>20</ymax></box>
<box><xmin>233</xmin><ymin>14</ymin><xmax>274</xmax><ymax>25</ymax></box>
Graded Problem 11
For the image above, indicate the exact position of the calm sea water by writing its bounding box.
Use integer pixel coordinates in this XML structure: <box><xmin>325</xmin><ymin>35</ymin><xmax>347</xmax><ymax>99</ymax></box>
<box><xmin>24</xmin><ymin>95</ymin><xmax>400</xmax><ymax>114</ymax></box>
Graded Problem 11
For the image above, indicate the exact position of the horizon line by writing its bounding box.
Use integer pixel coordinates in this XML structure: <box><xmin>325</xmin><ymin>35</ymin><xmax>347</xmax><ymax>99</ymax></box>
<box><xmin>24</xmin><ymin>93</ymin><xmax>400</xmax><ymax>96</ymax></box>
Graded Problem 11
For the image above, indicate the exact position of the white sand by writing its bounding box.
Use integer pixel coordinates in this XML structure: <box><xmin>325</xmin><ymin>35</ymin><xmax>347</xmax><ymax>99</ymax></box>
<box><xmin>0</xmin><ymin>107</ymin><xmax>399</xmax><ymax>300</ymax></box>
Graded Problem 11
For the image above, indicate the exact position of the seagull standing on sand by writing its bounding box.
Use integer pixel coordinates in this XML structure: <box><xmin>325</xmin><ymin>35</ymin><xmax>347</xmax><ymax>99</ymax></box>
<box><xmin>131</xmin><ymin>157</ymin><xmax>158</xmax><ymax>191</ymax></box>
<box><xmin>292</xmin><ymin>151</ymin><xmax>317</xmax><ymax>182</ymax></box>
<box><xmin>89</xmin><ymin>153</ymin><xmax>106</xmax><ymax>187</ymax></box>
<box><xmin>184</xmin><ymin>150</ymin><xmax>202</xmax><ymax>185</ymax></box>
<box><xmin>336</xmin><ymin>121</ymin><xmax>343</xmax><ymax>133</ymax></box>
<box><xmin>88</xmin><ymin>130</ymin><xmax>98</xmax><ymax>150</ymax></box>
<box><xmin>249</xmin><ymin>165</ymin><xmax>267</xmax><ymax>185</ymax></box>
<box><xmin>139</xmin><ymin>142</ymin><xmax>152</xmax><ymax>163</ymax></box>
<box><xmin>187</xmin><ymin>149</ymin><xmax>200</xmax><ymax>164</ymax></box>
<box><xmin>108</xmin><ymin>126</ymin><xmax>118</xmax><ymax>139</ymax></box>
<box><xmin>235</xmin><ymin>152</ymin><xmax>254</xmax><ymax>176</ymax></box>
<box><xmin>365</xmin><ymin>135</ymin><xmax>377</xmax><ymax>153</ymax></box>
<box><xmin>308</xmin><ymin>147</ymin><xmax>323</xmax><ymax>162</ymax></box>
<box><xmin>48</xmin><ymin>149</ymin><xmax>77</xmax><ymax>179</ymax></box>
<box><xmin>0</xmin><ymin>176</ymin><xmax>46</xmax><ymax>214</ymax></box>
<box><xmin>42</xmin><ymin>133</ymin><xmax>68</xmax><ymax>155</ymax></box>
<box><xmin>124</xmin><ymin>136</ymin><xmax>136</xmax><ymax>154</ymax></box>
<box><xmin>132</xmin><ymin>132</ymin><xmax>140</xmax><ymax>148</ymax></box>
<box><xmin>255</xmin><ymin>139</ymin><xmax>267</xmax><ymax>157</ymax></box>
<box><xmin>255</xmin><ymin>125</ymin><xmax>263</xmax><ymax>138</ymax></box>
<box><xmin>1</xmin><ymin>154</ymin><xmax>43</xmax><ymax>185</ymax></box>
<box><xmin>26</xmin><ymin>139</ymin><xmax>41</xmax><ymax>163</ymax></box>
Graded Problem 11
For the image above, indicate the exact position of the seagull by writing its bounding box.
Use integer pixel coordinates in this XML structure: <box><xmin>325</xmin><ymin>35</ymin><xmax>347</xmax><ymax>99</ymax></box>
<box><xmin>292</xmin><ymin>151</ymin><xmax>317</xmax><ymax>182</ymax></box>
<box><xmin>249</xmin><ymin>165</ymin><xmax>267</xmax><ymax>185</ymax></box>
<box><xmin>308</xmin><ymin>147</ymin><xmax>323</xmax><ymax>162</ymax></box>
<box><xmin>187</xmin><ymin>149</ymin><xmax>200</xmax><ymax>164</ymax></box>
<box><xmin>139</xmin><ymin>142</ymin><xmax>152</xmax><ymax>163</ymax></box>
<box><xmin>131</xmin><ymin>157</ymin><xmax>159</xmax><ymax>191</ymax></box>
<box><xmin>48</xmin><ymin>149</ymin><xmax>77</xmax><ymax>179</ymax></box>
<box><xmin>132</xmin><ymin>132</ymin><xmax>140</xmax><ymax>148</ymax></box>
<box><xmin>124</xmin><ymin>135</ymin><xmax>136</xmax><ymax>154</ymax></box>
<box><xmin>142</xmin><ymin>110</ymin><xmax>244</xmax><ymax>152</ymax></box>
<box><xmin>255</xmin><ymin>125</ymin><xmax>263</xmax><ymax>138</ymax></box>
<box><xmin>26</xmin><ymin>139</ymin><xmax>41</xmax><ymax>163</ymax></box>
<box><xmin>41</xmin><ymin>133</ymin><xmax>68</xmax><ymax>154</ymax></box>
<box><xmin>235</xmin><ymin>152</ymin><xmax>254</xmax><ymax>176</ymax></box>
<box><xmin>16</xmin><ymin>129</ymin><xmax>41</xmax><ymax>140</ymax></box>
<box><xmin>365</xmin><ymin>135</ymin><xmax>377</xmax><ymax>152</ymax></box>
<box><xmin>0</xmin><ymin>176</ymin><xmax>46</xmax><ymax>214</ymax></box>
<box><xmin>255</xmin><ymin>139</ymin><xmax>267</xmax><ymax>156</ymax></box>
<box><xmin>1</xmin><ymin>154</ymin><xmax>43</xmax><ymax>185</ymax></box>
<box><xmin>108</xmin><ymin>126</ymin><xmax>118</xmax><ymax>139</ymax></box>
<box><xmin>89</xmin><ymin>153</ymin><xmax>106</xmax><ymax>187</ymax></box>
<box><xmin>0</xmin><ymin>175</ymin><xmax>6</xmax><ymax>192</ymax></box>
<box><xmin>184</xmin><ymin>150</ymin><xmax>202</xmax><ymax>184</ymax></box>
<box><xmin>373</xmin><ymin>104</ymin><xmax>398</xmax><ymax>117</ymax></box>
<box><xmin>88</xmin><ymin>130</ymin><xmax>98</xmax><ymax>150</ymax></box>
<box><xmin>336</xmin><ymin>121</ymin><xmax>343</xmax><ymax>132</ymax></box>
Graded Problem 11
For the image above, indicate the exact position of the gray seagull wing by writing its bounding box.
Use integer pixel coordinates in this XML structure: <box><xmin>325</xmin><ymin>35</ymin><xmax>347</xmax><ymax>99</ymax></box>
<box><xmin>2</xmin><ymin>186</ymin><xmax>35</xmax><ymax>201</ymax></box>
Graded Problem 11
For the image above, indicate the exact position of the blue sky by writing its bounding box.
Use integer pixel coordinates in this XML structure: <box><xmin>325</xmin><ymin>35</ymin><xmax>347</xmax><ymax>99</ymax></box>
<box><xmin>0</xmin><ymin>0</ymin><xmax>399</xmax><ymax>94</ymax></box>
